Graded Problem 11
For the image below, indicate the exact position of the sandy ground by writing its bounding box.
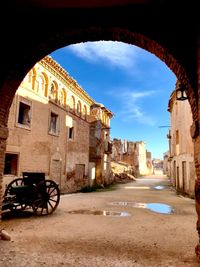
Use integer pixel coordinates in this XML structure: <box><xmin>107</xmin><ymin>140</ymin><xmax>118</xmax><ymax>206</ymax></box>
<box><xmin>0</xmin><ymin>175</ymin><xmax>200</xmax><ymax>267</ymax></box>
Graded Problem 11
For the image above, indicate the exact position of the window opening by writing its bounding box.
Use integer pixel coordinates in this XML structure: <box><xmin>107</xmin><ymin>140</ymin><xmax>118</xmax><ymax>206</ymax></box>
<box><xmin>50</xmin><ymin>112</ymin><xmax>59</xmax><ymax>134</ymax></box>
<box><xmin>18</xmin><ymin>102</ymin><xmax>31</xmax><ymax>126</ymax></box>
<box><xmin>69</xmin><ymin>127</ymin><xmax>74</xmax><ymax>139</ymax></box>
<box><xmin>4</xmin><ymin>153</ymin><xmax>18</xmax><ymax>175</ymax></box>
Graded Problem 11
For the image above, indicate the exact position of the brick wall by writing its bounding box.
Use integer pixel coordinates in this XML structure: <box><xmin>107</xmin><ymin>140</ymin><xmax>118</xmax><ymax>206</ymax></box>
<box><xmin>0</xmin><ymin>126</ymin><xmax>9</xmax><ymax>218</ymax></box>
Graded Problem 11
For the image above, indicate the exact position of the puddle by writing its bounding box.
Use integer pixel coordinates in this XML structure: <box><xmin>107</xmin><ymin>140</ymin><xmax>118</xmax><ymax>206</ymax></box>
<box><xmin>68</xmin><ymin>209</ymin><xmax>130</xmax><ymax>217</ymax></box>
<box><xmin>154</xmin><ymin>185</ymin><xmax>165</xmax><ymax>190</ymax></box>
<box><xmin>146</xmin><ymin>203</ymin><xmax>174</xmax><ymax>214</ymax></box>
<box><xmin>109</xmin><ymin>202</ymin><xmax>174</xmax><ymax>214</ymax></box>
<box><xmin>110</xmin><ymin>201</ymin><xmax>143</xmax><ymax>207</ymax></box>
<box><xmin>124</xmin><ymin>186</ymin><xmax>150</xmax><ymax>190</ymax></box>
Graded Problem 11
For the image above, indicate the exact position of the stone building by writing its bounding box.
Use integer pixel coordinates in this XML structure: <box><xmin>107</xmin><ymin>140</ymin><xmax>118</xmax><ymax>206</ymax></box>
<box><xmin>152</xmin><ymin>158</ymin><xmax>163</xmax><ymax>175</ymax></box>
<box><xmin>3</xmin><ymin>56</ymin><xmax>113</xmax><ymax>193</ymax></box>
<box><xmin>163</xmin><ymin>151</ymin><xmax>170</xmax><ymax>176</ymax></box>
<box><xmin>111</xmin><ymin>138</ymin><xmax>123</xmax><ymax>162</ymax></box>
<box><xmin>168</xmin><ymin>82</ymin><xmax>196</xmax><ymax>196</ymax></box>
<box><xmin>89</xmin><ymin>103</ymin><xmax>113</xmax><ymax>186</ymax></box>
<box><xmin>111</xmin><ymin>139</ymin><xmax>153</xmax><ymax>177</ymax></box>
<box><xmin>131</xmin><ymin>141</ymin><xmax>153</xmax><ymax>176</ymax></box>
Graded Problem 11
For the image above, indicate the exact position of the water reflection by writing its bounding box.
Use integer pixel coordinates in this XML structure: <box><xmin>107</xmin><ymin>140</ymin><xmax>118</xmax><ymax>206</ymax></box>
<box><xmin>154</xmin><ymin>186</ymin><xmax>165</xmax><ymax>190</ymax></box>
<box><xmin>146</xmin><ymin>203</ymin><xmax>173</xmax><ymax>214</ymax></box>
<box><xmin>110</xmin><ymin>201</ymin><xmax>145</xmax><ymax>208</ymax></box>
<box><xmin>68</xmin><ymin>209</ymin><xmax>130</xmax><ymax>217</ymax></box>
<box><xmin>124</xmin><ymin>186</ymin><xmax>150</xmax><ymax>190</ymax></box>
<box><xmin>109</xmin><ymin>202</ymin><xmax>174</xmax><ymax>214</ymax></box>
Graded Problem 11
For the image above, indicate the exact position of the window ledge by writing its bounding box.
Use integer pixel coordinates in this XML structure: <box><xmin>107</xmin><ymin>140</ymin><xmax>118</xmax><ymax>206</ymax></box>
<box><xmin>16</xmin><ymin>123</ymin><xmax>31</xmax><ymax>131</ymax></box>
<box><xmin>48</xmin><ymin>131</ymin><xmax>59</xmax><ymax>137</ymax></box>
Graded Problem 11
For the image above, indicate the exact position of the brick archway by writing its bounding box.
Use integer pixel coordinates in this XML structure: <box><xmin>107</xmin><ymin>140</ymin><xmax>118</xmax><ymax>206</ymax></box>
<box><xmin>0</xmin><ymin>27</ymin><xmax>197</xmax><ymax>124</ymax></box>
<box><xmin>0</xmin><ymin>1</ymin><xmax>200</xmax><ymax>258</ymax></box>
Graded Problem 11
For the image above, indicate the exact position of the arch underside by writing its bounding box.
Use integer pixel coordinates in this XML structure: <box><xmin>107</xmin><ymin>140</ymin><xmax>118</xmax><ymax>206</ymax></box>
<box><xmin>0</xmin><ymin>2</ymin><xmax>198</xmax><ymax>125</ymax></box>
<box><xmin>0</xmin><ymin>27</ymin><xmax>198</xmax><ymax>126</ymax></box>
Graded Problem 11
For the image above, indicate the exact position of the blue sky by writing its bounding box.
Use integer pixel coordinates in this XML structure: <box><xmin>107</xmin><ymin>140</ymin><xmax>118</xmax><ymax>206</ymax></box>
<box><xmin>50</xmin><ymin>41</ymin><xmax>176</xmax><ymax>159</ymax></box>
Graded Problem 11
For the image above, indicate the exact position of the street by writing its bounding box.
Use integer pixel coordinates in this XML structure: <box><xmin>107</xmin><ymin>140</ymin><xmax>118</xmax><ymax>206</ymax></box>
<box><xmin>0</xmin><ymin>175</ymin><xmax>199</xmax><ymax>267</ymax></box>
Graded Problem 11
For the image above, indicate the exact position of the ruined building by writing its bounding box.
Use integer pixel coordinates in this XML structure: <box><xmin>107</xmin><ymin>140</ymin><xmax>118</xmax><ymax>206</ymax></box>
<box><xmin>89</xmin><ymin>103</ymin><xmax>113</xmax><ymax>186</ymax></box>
<box><xmin>111</xmin><ymin>138</ymin><xmax>123</xmax><ymax>162</ymax></box>
<box><xmin>152</xmin><ymin>158</ymin><xmax>164</xmax><ymax>175</ymax></box>
<box><xmin>111</xmin><ymin>139</ymin><xmax>153</xmax><ymax>177</ymax></box>
<box><xmin>3</xmin><ymin>56</ymin><xmax>113</xmax><ymax>193</ymax></box>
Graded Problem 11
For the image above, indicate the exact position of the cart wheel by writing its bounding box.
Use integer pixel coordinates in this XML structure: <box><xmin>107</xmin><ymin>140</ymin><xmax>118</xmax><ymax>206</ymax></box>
<box><xmin>4</xmin><ymin>178</ymin><xmax>27</xmax><ymax>211</ymax></box>
<box><xmin>32</xmin><ymin>179</ymin><xmax>60</xmax><ymax>216</ymax></box>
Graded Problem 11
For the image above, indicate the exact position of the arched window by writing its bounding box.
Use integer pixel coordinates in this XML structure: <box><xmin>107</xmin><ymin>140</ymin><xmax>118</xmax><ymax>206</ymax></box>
<box><xmin>77</xmin><ymin>101</ymin><xmax>81</xmax><ymax>116</ymax></box>
<box><xmin>70</xmin><ymin>96</ymin><xmax>75</xmax><ymax>112</ymax></box>
<box><xmin>38</xmin><ymin>74</ymin><xmax>45</xmax><ymax>93</ymax></box>
<box><xmin>40</xmin><ymin>72</ymin><xmax>49</xmax><ymax>97</ymax></box>
<box><xmin>83</xmin><ymin>105</ymin><xmax>87</xmax><ymax>120</ymax></box>
<box><xmin>30</xmin><ymin>68</ymin><xmax>36</xmax><ymax>91</ymax></box>
<box><xmin>59</xmin><ymin>90</ymin><xmax>63</xmax><ymax>105</ymax></box>
<box><xmin>50</xmin><ymin>81</ymin><xmax>58</xmax><ymax>101</ymax></box>
<box><xmin>59</xmin><ymin>89</ymin><xmax>67</xmax><ymax>108</ymax></box>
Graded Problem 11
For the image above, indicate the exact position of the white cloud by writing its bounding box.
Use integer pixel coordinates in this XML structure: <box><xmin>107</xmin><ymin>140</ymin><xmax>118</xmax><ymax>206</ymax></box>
<box><xmin>66</xmin><ymin>41</ymin><xmax>158</xmax><ymax>125</ymax></box>
<box><xmin>121</xmin><ymin>105</ymin><xmax>156</xmax><ymax>126</ymax></box>
<box><xmin>67</xmin><ymin>41</ymin><xmax>140</xmax><ymax>70</ymax></box>
<box><xmin>121</xmin><ymin>90</ymin><xmax>157</xmax><ymax>100</ymax></box>
<box><xmin>110</xmin><ymin>89</ymin><xmax>157</xmax><ymax>126</ymax></box>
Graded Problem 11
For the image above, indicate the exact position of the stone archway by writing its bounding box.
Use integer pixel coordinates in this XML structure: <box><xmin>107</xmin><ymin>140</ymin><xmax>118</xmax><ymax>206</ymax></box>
<box><xmin>0</xmin><ymin>1</ymin><xmax>200</xmax><ymax>257</ymax></box>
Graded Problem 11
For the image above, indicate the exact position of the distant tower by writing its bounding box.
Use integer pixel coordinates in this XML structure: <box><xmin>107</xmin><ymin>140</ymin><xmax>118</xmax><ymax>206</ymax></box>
<box><xmin>123</xmin><ymin>139</ymin><xmax>127</xmax><ymax>153</ymax></box>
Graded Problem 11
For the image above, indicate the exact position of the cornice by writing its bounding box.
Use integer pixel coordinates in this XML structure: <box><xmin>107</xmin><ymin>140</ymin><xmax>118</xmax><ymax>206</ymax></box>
<box><xmin>40</xmin><ymin>55</ymin><xmax>95</xmax><ymax>106</ymax></box>
<box><xmin>101</xmin><ymin>106</ymin><xmax>114</xmax><ymax>118</ymax></box>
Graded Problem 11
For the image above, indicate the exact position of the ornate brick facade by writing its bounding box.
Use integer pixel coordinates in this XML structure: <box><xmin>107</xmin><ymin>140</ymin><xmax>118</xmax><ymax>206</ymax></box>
<box><xmin>2</xmin><ymin>56</ymin><xmax>113</xmax><ymax>199</ymax></box>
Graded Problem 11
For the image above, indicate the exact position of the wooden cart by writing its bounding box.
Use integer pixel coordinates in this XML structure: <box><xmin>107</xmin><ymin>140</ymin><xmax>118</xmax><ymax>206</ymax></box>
<box><xmin>2</xmin><ymin>172</ymin><xmax>60</xmax><ymax>216</ymax></box>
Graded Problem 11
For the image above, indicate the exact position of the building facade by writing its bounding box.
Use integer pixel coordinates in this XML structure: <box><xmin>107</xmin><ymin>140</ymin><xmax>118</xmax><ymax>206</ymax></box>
<box><xmin>168</xmin><ymin>83</ymin><xmax>196</xmax><ymax>197</ymax></box>
<box><xmin>163</xmin><ymin>151</ymin><xmax>170</xmax><ymax>176</ymax></box>
<box><xmin>3</xmin><ymin>56</ymin><xmax>113</xmax><ymax>193</ymax></box>
<box><xmin>89</xmin><ymin>103</ymin><xmax>113</xmax><ymax>186</ymax></box>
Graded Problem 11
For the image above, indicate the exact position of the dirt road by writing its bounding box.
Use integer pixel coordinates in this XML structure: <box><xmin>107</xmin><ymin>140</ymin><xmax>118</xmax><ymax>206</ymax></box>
<box><xmin>0</xmin><ymin>175</ymin><xmax>199</xmax><ymax>266</ymax></box>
